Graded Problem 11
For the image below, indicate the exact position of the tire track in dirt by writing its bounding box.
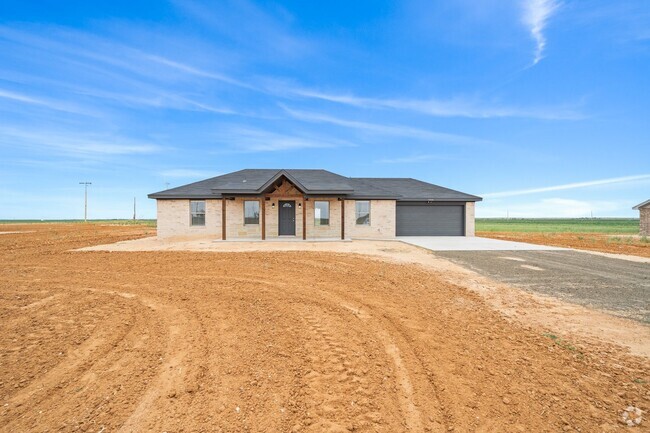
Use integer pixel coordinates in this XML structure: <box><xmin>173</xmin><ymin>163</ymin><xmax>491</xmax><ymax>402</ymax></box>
<box><xmin>220</xmin><ymin>272</ymin><xmax>445</xmax><ymax>432</ymax></box>
<box><xmin>74</xmin><ymin>287</ymin><xmax>206</xmax><ymax>433</ymax></box>
<box><xmin>117</xmin><ymin>300</ymin><xmax>193</xmax><ymax>433</ymax></box>
<box><xmin>283</xmin><ymin>259</ymin><xmax>449</xmax><ymax>432</ymax></box>
<box><xmin>332</xmin><ymin>300</ymin><xmax>448</xmax><ymax>433</ymax></box>
<box><xmin>299</xmin><ymin>308</ymin><xmax>384</xmax><ymax>432</ymax></box>
<box><xmin>2</xmin><ymin>225</ymin><xmax>649</xmax><ymax>432</ymax></box>
<box><xmin>2</xmin><ymin>289</ymin><xmax>153</xmax><ymax>431</ymax></box>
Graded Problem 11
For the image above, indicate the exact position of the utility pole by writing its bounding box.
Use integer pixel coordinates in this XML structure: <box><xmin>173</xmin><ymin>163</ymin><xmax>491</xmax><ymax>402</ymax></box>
<box><xmin>79</xmin><ymin>182</ymin><xmax>92</xmax><ymax>222</ymax></box>
<box><xmin>133</xmin><ymin>197</ymin><xmax>137</xmax><ymax>221</ymax></box>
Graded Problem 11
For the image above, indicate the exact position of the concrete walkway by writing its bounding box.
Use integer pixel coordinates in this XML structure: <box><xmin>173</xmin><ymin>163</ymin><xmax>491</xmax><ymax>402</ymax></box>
<box><xmin>397</xmin><ymin>236</ymin><xmax>564</xmax><ymax>251</ymax></box>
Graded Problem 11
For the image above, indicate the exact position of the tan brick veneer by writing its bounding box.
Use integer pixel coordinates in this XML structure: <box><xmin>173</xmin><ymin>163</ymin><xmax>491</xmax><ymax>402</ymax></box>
<box><xmin>465</xmin><ymin>202</ymin><xmax>476</xmax><ymax>237</ymax></box>
<box><xmin>305</xmin><ymin>198</ymin><xmax>343</xmax><ymax>239</ymax></box>
<box><xmin>344</xmin><ymin>200</ymin><xmax>396</xmax><ymax>239</ymax></box>
<box><xmin>156</xmin><ymin>198</ymin><xmax>478</xmax><ymax>240</ymax></box>
<box><xmin>226</xmin><ymin>197</ymin><xmax>263</xmax><ymax>239</ymax></box>
<box><xmin>640</xmin><ymin>207</ymin><xmax>649</xmax><ymax>237</ymax></box>
<box><xmin>156</xmin><ymin>199</ymin><xmax>222</xmax><ymax>240</ymax></box>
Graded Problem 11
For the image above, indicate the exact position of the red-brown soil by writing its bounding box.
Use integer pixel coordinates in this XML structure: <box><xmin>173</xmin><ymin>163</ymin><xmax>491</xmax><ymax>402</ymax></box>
<box><xmin>1</xmin><ymin>224</ymin><xmax>648</xmax><ymax>432</ymax></box>
<box><xmin>479</xmin><ymin>231</ymin><xmax>650</xmax><ymax>258</ymax></box>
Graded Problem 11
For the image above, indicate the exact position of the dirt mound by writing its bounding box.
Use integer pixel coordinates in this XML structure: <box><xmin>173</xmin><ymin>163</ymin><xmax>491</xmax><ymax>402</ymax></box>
<box><xmin>0</xmin><ymin>224</ymin><xmax>648</xmax><ymax>432</ymax></box>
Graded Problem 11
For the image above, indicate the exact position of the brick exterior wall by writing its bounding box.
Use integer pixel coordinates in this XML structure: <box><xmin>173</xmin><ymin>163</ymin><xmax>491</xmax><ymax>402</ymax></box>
<box><xmin>344</xmin><ymin>199</ymin><xmax>396</xmax><ymax>239</ymax></box>
<box><xmin>305</xmin><ymin>198</ymin><xmax>343</xmax><ymax>239</ymax></box>
<box><xmin>465</xmin><ymin>202</ymin><xmax>476</xmax><ymax>237</ymax></box>
<box><xmin>156</xmin><ymin>199</ymin><xmax>222</xmax><ymax>239</ymax></box>
<box><xmin>640</xmin><ymin>207</ymin><xmax>650</xmax><ymax>237</ymax></box>
<box><xmin>226</xmin><ymin>198</ymin><xmax>263</xmax><ymax>239</ymax></box>
<box><xmin>155</xmin><ymin>198</ymin><xmax>467</xmax><ymax>241</ymax></box>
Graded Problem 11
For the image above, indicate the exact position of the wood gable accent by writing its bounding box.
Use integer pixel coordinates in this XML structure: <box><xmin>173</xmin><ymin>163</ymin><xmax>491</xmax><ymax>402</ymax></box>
<box><xmin>266</xmin><ymin>177</ymin><xmax>303</xmax><ymax>197</ymax></box>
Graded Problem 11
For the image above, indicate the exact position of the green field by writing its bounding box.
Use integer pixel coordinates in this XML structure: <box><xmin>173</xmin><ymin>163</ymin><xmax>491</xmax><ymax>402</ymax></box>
<box><xmin>0</xmin><ymin>218</ymin><xmax>640</xmax><ymax>234</ymax></box>
<box><xmin>0</xmin><ymin>219</ymin><xmax>157</xmax><ymax>227</ymax></box>
<box><xmin>476</xmin><ymin>218</ymin><xmax>639</xmax><ymax>234</ymax></box>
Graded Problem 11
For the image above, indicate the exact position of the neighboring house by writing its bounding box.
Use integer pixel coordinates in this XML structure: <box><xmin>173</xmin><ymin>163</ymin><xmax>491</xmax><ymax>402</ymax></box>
<box><xmin>633</xmin><ymin>200</ymin><xmax>650</xmax><ymax>236</ymax></box>
<box><xmin>148</xmin><ymin>169</ymin><xmax>482</xmax><ymax>240</ymax></box>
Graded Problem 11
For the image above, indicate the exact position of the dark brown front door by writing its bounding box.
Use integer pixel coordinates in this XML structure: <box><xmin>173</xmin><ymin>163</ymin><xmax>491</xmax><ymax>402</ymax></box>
<box><xmin>278</xmin><ymin>200</ymin><xmax>296</xmax><ymax>236</ymax></box>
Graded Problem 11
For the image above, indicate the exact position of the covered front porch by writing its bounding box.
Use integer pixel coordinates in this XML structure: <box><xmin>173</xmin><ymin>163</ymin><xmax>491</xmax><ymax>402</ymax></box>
<box><xmin>221</xmin><ymin>176</ymin><xmax>346</xmax><ymax>241</ymax></box>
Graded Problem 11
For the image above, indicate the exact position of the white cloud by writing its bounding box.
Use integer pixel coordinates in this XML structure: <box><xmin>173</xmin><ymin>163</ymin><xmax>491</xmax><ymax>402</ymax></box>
<box><xmin>143</xmin><ymin>55</ymin><xmax>257</xmax><ymax>91</ymax></box>
<box><xmin>286</xmin><ymin>88</ymin><xmax>582</xmax><ymax>120</ymax></box>
<box><xmin>0</xmin><ymin>127</ymin><xmax>163</xmax><ymax>157</ymax></box>
<box><xmin>482</xmin><ymin>174</ymin><xmax>650</xmax><ymax>198</ymax></box>
<box><xmin>282</xmin><ymin>105</ymin><xmax>491</xmax><ymax>145</ymax></box>
<box><xmin>0</xmin><ymin>88</ymin><xmax>100</xmax><ymax>117</ymax></box>
<box><xmin>522</xmin><ymin>0</ymin><xmax>560</xmax><ymax>65</ymax></box>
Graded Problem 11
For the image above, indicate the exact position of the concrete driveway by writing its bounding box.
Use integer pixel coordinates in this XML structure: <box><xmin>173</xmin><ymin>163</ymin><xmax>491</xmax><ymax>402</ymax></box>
<box><xmin>397</xmin><ymin>236</ymin><xmax>564</xmax><ymax>251</ymax></box>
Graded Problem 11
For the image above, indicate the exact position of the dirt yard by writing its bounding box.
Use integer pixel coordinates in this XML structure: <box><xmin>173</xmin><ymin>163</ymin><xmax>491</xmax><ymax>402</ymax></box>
<box><xmin>479</xmin><ymin>231</ymin><xmax>650</xmax><ymax>258</ymax></box>
<box><xmin>1</xmin><ymin>224</ymin><xmax>648</xmax><ymax>432</ymax></box>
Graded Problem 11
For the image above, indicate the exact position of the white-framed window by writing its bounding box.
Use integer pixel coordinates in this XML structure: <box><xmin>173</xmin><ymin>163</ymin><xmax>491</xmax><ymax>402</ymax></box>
<box><xmin>190</xmin><ymin>200</ymin><xmax>206</xmax><ymax>226</ymax></box>
<box><xmin>355</xmin><ymin>201</ymin><xmax>370</xmax><ymax>225</ymax></box>
<box><xmin>244</xmin><ymin>200</ymin><xmax>260</xmax><ymax>225</ymax></box>
<box><xmin>314</xmin><ymin>201</ymin><xmax>330</xmax><ymax>226</ymax></box>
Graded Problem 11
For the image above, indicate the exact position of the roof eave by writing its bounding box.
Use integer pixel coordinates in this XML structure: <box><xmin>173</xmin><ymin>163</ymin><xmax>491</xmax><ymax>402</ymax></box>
<box><xmin>396</xmin><ymin>197</ymin><xmax>482</xmax><ymax>202</ymax></box>
<box><xmin>149</xmin><ymin>194</ymin><xmax>222</xmax><ymax>199</ymax></box>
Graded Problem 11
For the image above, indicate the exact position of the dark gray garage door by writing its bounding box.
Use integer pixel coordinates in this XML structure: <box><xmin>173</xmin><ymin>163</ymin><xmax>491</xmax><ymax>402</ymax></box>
<box><xmin>396</xmin><ymin>203</ymin><xmax>465</xmax><ymax>236</ymax></box>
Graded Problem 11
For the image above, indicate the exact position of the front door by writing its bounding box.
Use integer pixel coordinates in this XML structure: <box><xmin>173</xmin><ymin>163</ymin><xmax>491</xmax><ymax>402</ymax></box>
<box><xmin>278</xmin><ymin>200</ymin><xmax>296</xmax><ymax>236</ymax></box>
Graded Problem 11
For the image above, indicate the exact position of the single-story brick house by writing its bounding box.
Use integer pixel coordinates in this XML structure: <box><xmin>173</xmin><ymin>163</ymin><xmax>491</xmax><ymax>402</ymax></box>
<box><xmin>148</xmin><ymin>169</ymin><xmax>482</xmax><ymax>240</ymax></box>
<box><xmin>633</xmin><ymin>199</ymin><xmax>650</xmax><ymax>236</ymax></box>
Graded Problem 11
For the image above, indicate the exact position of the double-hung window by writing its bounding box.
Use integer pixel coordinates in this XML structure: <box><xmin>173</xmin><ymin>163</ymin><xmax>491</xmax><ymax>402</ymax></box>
<box><xmin>314</xmin><ymin>201</ymin><xmax>330</xmax><ymax>226</ymax></box>
<box><xmin>355</xmin><ymin>201</ymin><xmax>370</xmax><ymax>225</ymax></box>
<box><xmin>244</xmin><ymin>200</ymin><xmax>260</xmax><ymax>225</ymax></box>
<box><xmin>190</xmin><ymin>200</ymin><xmax>206</xmax><ymax>226</ymax></box>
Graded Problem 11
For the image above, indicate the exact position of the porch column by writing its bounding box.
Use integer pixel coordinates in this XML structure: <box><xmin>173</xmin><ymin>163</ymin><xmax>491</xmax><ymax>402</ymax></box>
<box><xmin>221</xmin><ymin>198</ymin><xmax>226</xmax><ymax>240</ymax></box>
<box><xmin>341</xmin><ymin>198</ymin><xmax>345</xmax><ymax>240</ymax></box>
<box><xmin>302</xmin><ymin>197</ymin><xmax>306</xmax><ymax>240</ymax></box>
<box><xmin>261</xmin><ymin>198</ymin><xmax>266</xmax><ymax>240</ymax></box>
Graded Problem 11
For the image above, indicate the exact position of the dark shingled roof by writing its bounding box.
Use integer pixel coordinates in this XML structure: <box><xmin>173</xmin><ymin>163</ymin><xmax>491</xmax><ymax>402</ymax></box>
<box><xmin>351</xmin><ymin>178</ymin><xmax>482</xmax><ymax>201</ymax></box>
<box><xmin>148</xmin><ymin>169</ymin><xmax>482</xmax><ymax>202</ymax></box>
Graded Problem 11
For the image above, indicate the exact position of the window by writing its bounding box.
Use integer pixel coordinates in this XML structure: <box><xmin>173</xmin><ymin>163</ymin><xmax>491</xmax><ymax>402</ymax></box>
<box><xmin>244</xmin><ymin>200</ymin><xmax>260</xmax><ymax>224</ymax></box>
<box><xmin>355</xmin><ymin>201</ymin><xmax>370</xmax><ymax>225</ymax></box>
<box><xmin>190</xmin><ymin>200</ymin><xmax>205</xmax><ymax>226</ymax></box>
<box><xmin>314</xmin><ymin>201</ymin><xmax>330</xmax><ymax>226</ymax></box>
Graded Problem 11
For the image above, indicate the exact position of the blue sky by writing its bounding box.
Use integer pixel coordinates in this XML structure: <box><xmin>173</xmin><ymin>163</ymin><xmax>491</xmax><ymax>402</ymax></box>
<box><xmin>1</xmin><ymin>0</ymin><xmax>649</xmax><ymax>219</ymax></box>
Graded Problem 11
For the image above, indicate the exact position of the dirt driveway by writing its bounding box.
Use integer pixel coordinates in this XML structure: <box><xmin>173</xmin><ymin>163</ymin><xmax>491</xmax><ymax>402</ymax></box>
<box><xmin>1</xmin><ymin>224</ymin><xmax>649</xmax><ymax>432</ymax></box>
<box><xmin>435</xmin><ymin>250</ymin><xmax>650</xmax><ymax>323</ymax></box>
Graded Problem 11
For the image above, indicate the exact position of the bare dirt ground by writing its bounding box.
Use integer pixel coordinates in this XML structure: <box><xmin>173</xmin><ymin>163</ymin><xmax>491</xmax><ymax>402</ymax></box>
<box><xmin>479</xmin><ymin>232</ymin><xmax>650</xmax><ymax>258</ymax></box>
<box><xmin>1</xmin><ymin>224</ymin><xmax>649</xmax><ymax>432</ymax></box>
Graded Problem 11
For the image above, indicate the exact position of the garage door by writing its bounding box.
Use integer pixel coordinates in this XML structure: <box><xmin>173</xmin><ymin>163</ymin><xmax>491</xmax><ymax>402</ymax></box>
<box><xmin>396</xmin><ymin>203</ymin><xmax>465</xmax><ymax>236</ymax></box>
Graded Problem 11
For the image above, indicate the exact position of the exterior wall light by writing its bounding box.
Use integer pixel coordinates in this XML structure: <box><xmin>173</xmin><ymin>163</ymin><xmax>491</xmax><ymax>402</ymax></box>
<box><xmin>298</xmin><ymin>202</ymin><xmax>302</xmax><ymax>208</ymax></box>
<box><xmin>271</xmin><ymin>202</ymin><xmax>276</xmax><ymax>209</ymax></box>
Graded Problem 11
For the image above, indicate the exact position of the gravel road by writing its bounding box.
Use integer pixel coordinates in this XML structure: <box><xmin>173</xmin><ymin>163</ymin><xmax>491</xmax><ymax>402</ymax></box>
<box><xmin>435</xmin><ymin>250</ymin><xmax>650</xmax><ymax>322</ymax></box>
